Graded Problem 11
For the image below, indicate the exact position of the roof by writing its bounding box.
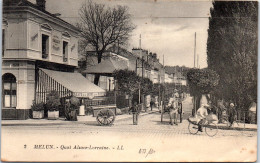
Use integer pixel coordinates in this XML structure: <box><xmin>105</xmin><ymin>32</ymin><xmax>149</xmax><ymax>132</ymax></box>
<box><xmin>41</xmin><ymin>68</ymin><xmax>105</xmax><ymax>98</ymax></box>
<box><xmin>3</xmin><ymin>0</ymin><xmax>80</xmax><ymax>33</ymax></box>
<box><xmin>84</xmin><ymin>58</ymin><xmax>128</xmax><ymax>74</ymax></box>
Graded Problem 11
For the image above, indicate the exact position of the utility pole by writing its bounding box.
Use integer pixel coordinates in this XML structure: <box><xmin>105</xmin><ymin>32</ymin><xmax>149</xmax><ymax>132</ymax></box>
<box><xmin>142</xmin><ymin>56</ymin><xmax>144</xmax><ymax>79</ymax></box>
<box><xmin>194</xmin><ymin>32</ymin><xmax>196</xmax><ymax>68</ymax></box>
<box><xmin>139</xmin><ymin>34</ymin><xmax>142</xmax><ymax>49</ymax></box>
<box><xmin>197</xmin><ymin>53</ymin><xmax>199</xmax><ymax>68</ymax></box>
<box><xmin>193</xmin><ymin>32</ymin><xmax>197</xmax><ymax>116</ymax></box>
<box><xmin>117</xmin><ymin>40</ymin><xmax>120</xmax><ymax>54</ymax></box>
<box><xmin>162</xmin><ymin>54</ymin><xmax>165</xmax><ymax>117</ymax></box>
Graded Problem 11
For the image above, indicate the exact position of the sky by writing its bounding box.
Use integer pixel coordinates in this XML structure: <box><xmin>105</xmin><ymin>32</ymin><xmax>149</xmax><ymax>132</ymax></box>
<box><xmin>37</xmin><ymin>0</ymin><xmax>213</xmax><ymax>68</ymax></box>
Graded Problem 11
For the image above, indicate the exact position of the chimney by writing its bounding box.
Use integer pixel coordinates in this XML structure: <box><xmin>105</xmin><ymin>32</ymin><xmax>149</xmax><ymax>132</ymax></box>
<box><xmin>36</xmin><ymin>0</ymin><xmax>46</xmax><ymax>10</ymax></box>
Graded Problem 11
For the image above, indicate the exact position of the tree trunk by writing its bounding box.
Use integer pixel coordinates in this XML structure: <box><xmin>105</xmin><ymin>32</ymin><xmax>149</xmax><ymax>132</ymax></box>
<box><xmin>129</xmin><ymin>94</ymin><xmax>133</xmax><ymax>108</ymax></box>
<box><xmin>196</xmin><ymin>94</ymin><xmax>202</xmax><ymax>110</ymax></box>
<box><xmin>94</xmin><ymin>52</ymin><xmax>102</xmax><ymax>85</ymax></box>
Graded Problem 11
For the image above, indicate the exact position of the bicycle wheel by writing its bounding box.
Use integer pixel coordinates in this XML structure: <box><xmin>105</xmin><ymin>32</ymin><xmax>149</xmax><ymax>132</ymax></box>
<box><xmin>218</xmin><ymin>117</ymin><xmax>230</xmax><ymax>127</ymax></box>
<box><xmin>188</xmin><ymin>122</ymin><xmax>199</xmax><ymax>135</ymax></box>
<box><xmin>205</xmin><ymin>123</ymin><xmax>218</xmax><ymax>137</ymax></box>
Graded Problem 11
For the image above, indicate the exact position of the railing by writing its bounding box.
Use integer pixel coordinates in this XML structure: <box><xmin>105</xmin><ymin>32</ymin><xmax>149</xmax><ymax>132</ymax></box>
<box><xmin>84</xmin><ymin>96</ymin><xmax>115</xmax><ymax>107</ymax></box>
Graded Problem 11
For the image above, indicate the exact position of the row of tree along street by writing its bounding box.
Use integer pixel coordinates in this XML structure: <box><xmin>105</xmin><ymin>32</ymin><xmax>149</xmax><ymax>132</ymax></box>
<box><xmin>113</xmin><ymin>69</ymin><xmax>187</xmax><ymax>108</ymax></box>
<box><xmin>187</xmin><ymin>1</ymin><xmax>257</xmax><ymax>123</ymax></box>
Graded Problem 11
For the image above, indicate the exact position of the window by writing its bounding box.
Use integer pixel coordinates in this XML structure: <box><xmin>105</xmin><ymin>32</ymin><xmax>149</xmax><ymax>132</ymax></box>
<box><xmin>2</xmin><ymin>29</ymin><xmax>5</xmax><ymax>57</ymax></box>
<box><xmin>63</xmin><ymin>41</ymin><xmax>68</xmax><ymax>62</ymax></box>
<box><xmin>2</xmin><ymin>73</ymin><xmax>17</xmax><ymax>108</ymax></box>
<box><xmin>42</xmin><ymin>34</ymin><xmax>49</xmax><ymax>59</ymax></box>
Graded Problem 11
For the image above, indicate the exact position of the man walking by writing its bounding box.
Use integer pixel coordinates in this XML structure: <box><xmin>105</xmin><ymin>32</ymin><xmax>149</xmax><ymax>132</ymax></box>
<box><xmin>228</xmin><ymin>103</ymin><xmax>236</xmax><ymax>127</ymax></box>
<box><xmin>178</xmin><ymin>100</ymin><xmax>183</xmax><ymax>123</ymax></box>
<box><xmin>150</xmin><ymin>99</ymin><xmax>154</xmax><ymax>111</ymax></box>
<box><xmin>129</xmin><ymin>102</ymin><xmax>140</xmax><ymax>125</ymax></box>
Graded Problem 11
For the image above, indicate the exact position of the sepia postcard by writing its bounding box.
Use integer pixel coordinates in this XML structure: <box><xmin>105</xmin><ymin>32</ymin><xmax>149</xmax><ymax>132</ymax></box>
<box><xmin>1</xmin><ymin>0</ymin><xmax>258</xmax><ymax>162</ymax></box>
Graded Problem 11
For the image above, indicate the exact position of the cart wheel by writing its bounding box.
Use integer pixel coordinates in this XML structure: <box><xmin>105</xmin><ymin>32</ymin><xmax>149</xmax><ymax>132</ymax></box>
<box><xmin>96</xmin><ymin>109</ymin><xmax>115</xmax><ymax>126</ymax></box>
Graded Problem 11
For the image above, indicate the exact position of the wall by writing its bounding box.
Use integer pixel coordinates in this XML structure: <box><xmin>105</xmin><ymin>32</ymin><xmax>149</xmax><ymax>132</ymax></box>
<box><xmin>3</xmin><ymin>11</ymin><xmax>79</xmax><ymax>67</ymax></box>
<box><xmin>2</xmin><ymin>61</ymin><xmax>35</xmax><ymax>110</ymax></box>
<box><xmin>5</xmin><ymin>16</ymin><xmax>28</xmax><ymax>58</ymax></box>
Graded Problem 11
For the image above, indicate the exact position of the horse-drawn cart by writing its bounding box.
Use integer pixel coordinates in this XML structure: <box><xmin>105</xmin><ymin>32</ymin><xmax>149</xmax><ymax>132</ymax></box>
<box><xmin>91</xmin><ymin>104</ymin><xmax>117</xmax><ymax>126</ymax></box>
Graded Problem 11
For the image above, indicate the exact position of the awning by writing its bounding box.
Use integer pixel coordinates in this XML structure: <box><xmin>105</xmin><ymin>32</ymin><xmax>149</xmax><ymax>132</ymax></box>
<box><xmin>40</xmin><ymin>68</ymin><xmax>105</xmax><ymax>98</ymax></box>
<box><xmin>84</xmin><ymin>58</ymin><xmax>128</xmax><ymax>74</ymax></box>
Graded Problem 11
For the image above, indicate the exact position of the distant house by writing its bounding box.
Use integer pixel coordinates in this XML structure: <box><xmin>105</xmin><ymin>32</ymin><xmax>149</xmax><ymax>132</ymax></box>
<box><xmin>173</xmin><ymin>72</ymin><xmax>187</xmax><ymax>86</ymax></box>
<box><xmin>83</xmin><ymin>48</ymin><xmax>165</xmax><ymax>86</ymax></box>
<box><xmin>84</xmin><ymin>52</ymin><xmax>129</xmax><ymax>91</ymax></box>
<box><xmin>165</xmin><ymin>73</ymin><xmax>174</xmax><ymax>83</ymax></box>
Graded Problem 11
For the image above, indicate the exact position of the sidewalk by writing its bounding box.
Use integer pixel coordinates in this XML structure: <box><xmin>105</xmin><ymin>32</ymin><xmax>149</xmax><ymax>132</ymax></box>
<box><xmin>1</xmin><ymin>109</ymin><xmax>257</xmax><ymax>131</ymax></box>
<box><xmin>216</xmin><ymin>122</ymin><xmax>257</xmax><ymax>131</ymax></box>
<box><xmin>1</xmin><ymin>110</ymin><xmax>159</xmax><ymax>126</ymax></box>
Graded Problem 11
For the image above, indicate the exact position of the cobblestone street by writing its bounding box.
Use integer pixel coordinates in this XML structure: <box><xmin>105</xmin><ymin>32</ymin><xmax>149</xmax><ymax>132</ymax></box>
<box><xmin>2</xmin><ymin>111</ymin><xmax>257</xmax><ymax>162</ymax></box>
<box><xmin>1</xmin><ymin>97</ymin><xmax>257</xmax><ymax>162</ymax></box>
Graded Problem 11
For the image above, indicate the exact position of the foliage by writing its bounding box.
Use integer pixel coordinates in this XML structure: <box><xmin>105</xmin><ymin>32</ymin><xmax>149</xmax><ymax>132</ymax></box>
<box><xmin>113</xmin><ymin>69</ymin><xmax>140</xmax><ymax>96</ymax></box>
<box><xmin>31</xmin><ymin>101</ymin><xmax>45</xmax><ymax>111</ymax></box>
<box><xmin>163</xmin><ymin>83</ymin><xmax>188</xmax><ymax>99</ymax></box>
<box><xmin>140</xmin><ymin>78</ymin><xmax>153</xmax><ymax>95</ymax></box>
<box><xmin>186</xmin><ymin>68</ymin><xmax>219</xmax><ymax>96</ymax></box>
<box><xmin>46</xmin><ymin>91</ymin><xmax>61</xmax><ymax>111</ymax></box>
<box><xmin>151</xmin><ymin>83</ymin><xmax>165</xmax><ymax>96</ymax></box>
<box><xmin>78</xmin><ymin>0</ymin><xmax>135</xmax><ymax>85</ymax></box>
<box><xmin>207</xmin><ymin>1</ymin><xmax>257</xmax><ymax>111</ymax></box>
<box><xmin>64</xmin><ymin>96</ymin><xmax>79</xmax><ymax>121</ymax></box>
<box><xmin>70</xmin><ymin>96</ymin><xmax>80</xmax><ymax>110</ymax></box>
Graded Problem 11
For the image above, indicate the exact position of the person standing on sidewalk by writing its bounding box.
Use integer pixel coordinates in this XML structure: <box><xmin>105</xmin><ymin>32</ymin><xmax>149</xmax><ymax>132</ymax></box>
<box><xmin>150</xmin><ymin>99</ymin><xmax>154</xmax><ymax>111</ymax></box>
<box><xmin>129</xmin><ymin>102</ymin><xmax>140</xmax><ymax>125</ymax></box>
<box><xmin>178</xmin><ymin>100</ymin><xmax>183</xmax><ymax>123</ymax></box>
<box><xmin>228</xmin><ymin>103</ymin><xmax>236</xmax><ymax>127</ymax></box>
<box><xmin>169</xmin><ymin>99</ymin><xmax>178</xmax><ymax>125</ymax></box>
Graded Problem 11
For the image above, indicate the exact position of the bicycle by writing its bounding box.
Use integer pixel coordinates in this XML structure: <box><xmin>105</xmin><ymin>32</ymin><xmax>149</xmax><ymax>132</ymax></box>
<box><xmin>188</xmin><ymin>116</ymin><xmax>218</xmax><ymax>137</ymax></box>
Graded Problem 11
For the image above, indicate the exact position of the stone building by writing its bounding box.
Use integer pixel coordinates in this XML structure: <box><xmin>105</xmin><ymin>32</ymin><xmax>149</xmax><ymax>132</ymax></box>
<box><xmin>2</xmin><ymin>0</ymin><xmax>105</xmax><ymax>119</ymax></box>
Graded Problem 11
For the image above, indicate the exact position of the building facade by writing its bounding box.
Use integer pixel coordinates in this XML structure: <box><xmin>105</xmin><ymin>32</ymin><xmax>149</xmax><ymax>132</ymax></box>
<box><xmin>2</xmin><ymin>0</ymin><xmax>81</xmax><ymax>119</ymax></box>
<box><xmin>173</xmin><ymin>72</ymin><xmax>187</xmax><ymax>86</ymax></box>
<box><xmin>85</xmin><ymin>52</ymin><xmax>129</xmax><ymax>91</ymax></box>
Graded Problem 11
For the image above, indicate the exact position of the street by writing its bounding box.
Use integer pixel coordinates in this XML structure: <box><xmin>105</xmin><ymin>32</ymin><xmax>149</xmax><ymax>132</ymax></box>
<box><xmin>1</xmin><ymin>96</ymin><xmax>257</xmax><ymax>162</ymax></box>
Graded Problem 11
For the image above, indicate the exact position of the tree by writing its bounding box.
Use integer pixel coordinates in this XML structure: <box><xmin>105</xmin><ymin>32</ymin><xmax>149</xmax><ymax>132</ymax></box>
<box><xmin>113</xmin><ymin>69</ymin><xmax>140</xmax><ymax>106</ymax></box>
<box><xmin>78</xmin><ymin>0</ymin><xmax>135</xmax><ymax>85</ymax></box>
<box><xmin>187</xmin><ymin>68</ymin><xmax>219</xmax><ymax>112</ymax></box>
<box><xmin>140</xmin><ymin>78</ymin><xmax>153</xmax><ymax>96</ymax></box>
<box><xmin>207</xmin><ymin>1</ymin><xmax>257</xmax><ymax>116</ymax></box>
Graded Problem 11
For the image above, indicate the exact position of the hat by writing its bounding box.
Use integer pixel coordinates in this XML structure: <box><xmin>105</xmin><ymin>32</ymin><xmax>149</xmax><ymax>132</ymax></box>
<box><xmin>230</xmin><ymin>103</ymin><xmax>234</xmax><ymax>107</ymax></box>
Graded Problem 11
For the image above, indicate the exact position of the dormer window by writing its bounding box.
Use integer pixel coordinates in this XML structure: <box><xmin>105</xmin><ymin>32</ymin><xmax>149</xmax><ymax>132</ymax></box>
<box><xmin>42</xmin><ymin>34</ymin><xmax>49</xmax><ymax>59</ymax></box>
